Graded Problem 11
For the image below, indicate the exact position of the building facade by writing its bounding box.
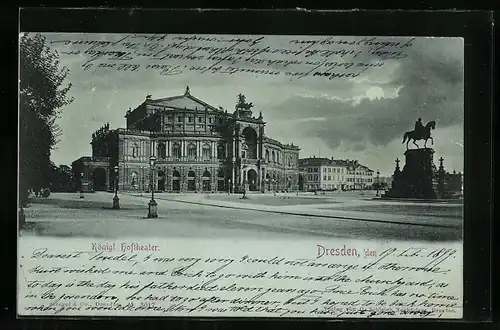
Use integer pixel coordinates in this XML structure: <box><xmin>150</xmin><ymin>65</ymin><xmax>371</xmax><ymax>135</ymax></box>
<box><xmin>298</xmin><ymin>157</ymin><xmax>374</xmax><ymax>191</ymax></box>
<box><xmin>345</xmin><ymin>163</ymin><xmax>374</xmax><ymax>190</ymax></box>
<box><xmin>72</xmin><ymin>87</ymin><xmax>300</xmax><ymax>193</ymax></box>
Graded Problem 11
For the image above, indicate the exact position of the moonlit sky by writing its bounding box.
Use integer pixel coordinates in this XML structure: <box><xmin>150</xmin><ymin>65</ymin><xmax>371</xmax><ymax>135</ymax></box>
<box><xmin>32</xmin><ymin>33</ymin><xmax>464</xmax><ymax>176</ymax></box>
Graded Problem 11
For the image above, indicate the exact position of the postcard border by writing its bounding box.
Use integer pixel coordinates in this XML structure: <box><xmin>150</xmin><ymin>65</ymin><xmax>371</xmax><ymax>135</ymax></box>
<box><xmin>10</xmin><ymin>7</ymin><xmax>494</xmax><ymax>329</ymax></box>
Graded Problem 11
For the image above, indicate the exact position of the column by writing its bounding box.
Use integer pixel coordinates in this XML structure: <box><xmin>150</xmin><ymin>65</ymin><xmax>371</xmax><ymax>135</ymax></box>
<box><xmin>197</xmin><ymin>141</ymin><xmax>201</xmax><ymax>160</ymax></box>
<box><xmin>182</xmin><ymin>140</ymin><xmax>186</xmax><ymax>158</ymax></box>
<box><xmin>232</xmin><ymin>166</ymin><xmax>236</xmax><ymax>191</ymax></box>
<box><xmin>212</xmin><ymin>141</ymin><xmax>216</xmax><ymax>159</ymax></box>
<box><xmin>257</xmin><ymin>168</ymin><xmax>261</xmax><ymax>191</ymax></box>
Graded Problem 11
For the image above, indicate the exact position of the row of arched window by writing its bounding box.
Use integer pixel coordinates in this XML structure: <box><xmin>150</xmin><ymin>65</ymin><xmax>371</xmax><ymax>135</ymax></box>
<box><xmin>264</xmin><ymin>149</ymin><xmax>297</xmax><ymax>165</ymax></box>
<box><xmin>130</xmin><ymin>169</ymin><xmax>227</xmax><ymax>180</ymax></box>
<box><xmin>131</xmin><ymin>142</ymin><xmax>227</xmax><ymax>159</ymax></box>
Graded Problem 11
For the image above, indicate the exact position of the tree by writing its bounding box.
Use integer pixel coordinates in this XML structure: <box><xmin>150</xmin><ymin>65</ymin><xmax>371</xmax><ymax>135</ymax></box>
<box><xmin>19</xmin><ymin>33</ymin><xmax>73</xmax><ymax>206</ymax></box>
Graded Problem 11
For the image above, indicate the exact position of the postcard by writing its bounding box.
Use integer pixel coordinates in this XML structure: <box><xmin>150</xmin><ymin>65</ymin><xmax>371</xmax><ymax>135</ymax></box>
<box><xmin>18</xmin><ymin>32</ymin><xmax>464</xmax><ymax>318</ymax></box>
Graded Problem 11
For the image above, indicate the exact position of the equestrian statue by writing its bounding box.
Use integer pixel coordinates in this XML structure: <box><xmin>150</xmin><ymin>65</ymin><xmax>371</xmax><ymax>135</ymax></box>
<box><xmin>402</xmin><ymin>118</ymin><xmax>436</xmax><ymax>150</ymax></box>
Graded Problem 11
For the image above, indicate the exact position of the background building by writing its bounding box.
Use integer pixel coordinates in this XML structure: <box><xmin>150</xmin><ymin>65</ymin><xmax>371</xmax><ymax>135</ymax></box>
<box><xmin>72</xmin><ymin>87</ymin><xmax>300</xmax><ymax>193</ymax></box>
<box><xmin>298</xmin><ymin>157</ymin><xmax>374</xmax><ymax>191</ymax></box>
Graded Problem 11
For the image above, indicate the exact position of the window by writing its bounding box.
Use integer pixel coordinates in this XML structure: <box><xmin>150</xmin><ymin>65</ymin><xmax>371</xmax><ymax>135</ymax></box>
<box><xmin>323</xmin><ymin>175</ymin><xmax>327</xmax><ymax>180</ymax></box>
<box><xmin>177</xmin><ymin>116</ymin><xmax>183</xmax><ymax>122</ymax></box>
<box><xmin>167</xmin><ymin>116</ymin><xmax>173</xmax><ymax>121</ymax></box>
<box><xmin>187</xmin><ymin>143</ymin><xmax>197</xmax><ymax>159</ymax></box>
<box><xmin>208</xmin><ymin>118</ymin><xmax>213</xmax><ymax>123</ymax></box>
<box><xmin>157</xmin><ymin>143</ymin><xmax>166</xmax><ymax>159</ymax></box>
<box><xmin>241</xmin><ymin>151</ymin><xmax>246</xmax><ymax>158</ymax></box>
<box><xmin>197</xmin><ymin>125</ymin><xmax>205</xmax><ymax>130</ymax></box>
<box><xmin>328</xmin><ymin>176</ymin><xmax>331</xmax><ymax>180</ymax></box>
<box><xmin>172</xmin><ymin>143</ymin><xmax>181</xmax><ymax>158</ymax></box>
<box><xmin>132</xmin><ymin>144</ymin><xmax>139</xmax><ymax>158</ymax></box>
<box><xmin>217</xmin><ymin>143</ymin><xmax>226</xmax><ymax>159</ymax></box>
<box><xmin>188</xmin><ymin>116</ymin><xmax>193</xmax><ymax>123</ymax></box>
<box><xmin>198</xmin><ymin>117</ymin><xmax>204</xmax><ymax>123</ymax></box>
<box><xmin>323</xmin><ymin>168</ymin><xmax>326</xmax><ymax>172</ymax></box>
<box><xmin>272</xmin><ymin>151</ymin><xmax>276</xmax><ymax>163</ymax></box>
<box><xmin>265</xmin><ymin>150</ymin><xmax>270</xmax><ymax>162</ymax></box>
<box><xmin>202</xmin><ymin>144</ymin><xmax>211</xmax><ymax>159</ymax></box>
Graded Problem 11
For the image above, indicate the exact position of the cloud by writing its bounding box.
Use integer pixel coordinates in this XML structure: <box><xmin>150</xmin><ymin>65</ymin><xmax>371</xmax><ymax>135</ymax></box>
<box><xmin>265</xmin><ymin>38</ymin><xmax>464</xmax><ymax>152</ymax></box>
<box><xmin>32</xmin><ymin>33</ymin><xmax>463</xmax><ymax>175</ymax></box>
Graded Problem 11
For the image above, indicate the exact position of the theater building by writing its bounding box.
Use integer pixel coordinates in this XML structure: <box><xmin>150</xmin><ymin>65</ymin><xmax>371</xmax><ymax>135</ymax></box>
<box><xmin>72</xmin><ymin>87</ymin><xmax>300</xmax><ymax>193</ymax></box>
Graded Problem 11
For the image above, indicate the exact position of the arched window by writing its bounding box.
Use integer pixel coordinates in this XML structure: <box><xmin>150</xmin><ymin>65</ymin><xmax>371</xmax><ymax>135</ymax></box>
<box><xmin>172</xmin><ymin>142</ymin><xmax>181</xmax><ymax>158</ymax></box>
<box><xmin>187</xmin><ymin>143</ymin><xmax>197</xmax><ymax>159</ymax></box>
<box><xmin>157</xmin><ymin>143</ymin><xmax>166</xmax><ymax>159</ymax></box>
<box><xmin>202</xmin><ymin>143</ymin><xmax>211</xmax><ymax>160</ymax></box>
<box><xmin>131</xmin><ymin>171</ymin><xmax>138</xmax><ymax>187</ymax></box>
<box><xmin>272</xmin><ymin>150</ymin><xmax>276</xmax><ymax>163</ymax></box>
<box><xmin>217</xmin><ymin>143</ymin><xmax>226</xmax><ymax>159</ymax></box>
<box><xmin>132</xmin><ymin>144</ymin><xmax>139</xmax><ymax>158</ymax></box>
<box><xmin>265</xmin><ymin>149</ymin><xmax>270</xmax><ymax>162</ymax></box>
<box><xmin>241</xmin><ymin>127</ymin><xmax>258</xmax><ymax>159</ymax></box>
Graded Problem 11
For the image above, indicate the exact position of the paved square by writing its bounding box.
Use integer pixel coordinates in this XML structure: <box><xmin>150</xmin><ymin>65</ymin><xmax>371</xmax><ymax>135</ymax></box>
<box><xmin>20</xmin><ymin>191</ymin><xmax>463</xmax><ymax>242</ymax></box>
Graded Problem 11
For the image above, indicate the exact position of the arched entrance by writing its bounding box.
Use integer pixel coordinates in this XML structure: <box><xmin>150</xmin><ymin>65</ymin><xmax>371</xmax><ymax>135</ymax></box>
<box><xmin>172</xmin><ymin>170</ymin><xmax>180</xmax><ymax>191</ymax></box>
<box><xmin>247</xmin><ymin>169</ymin><xmax>258</xmax><ymax>191</ymax></box>
<box><xmin>187</xmin><ymin>170</ymin><xmax>196</xmax><ymax>191</ymax></box>
<box><xmin>298</xmin><ymin>174</ymin><xmax>304</xmax><ymax>191</ymax></box>
<box><xmin>217</xmin><ymin>169</ymin><xmax>225</xmax><ymax>191</ymax></box>
<box><xmin>202</xmin><ymin>170</ymin><xmax>211</xmax><ymax>191</ymax></box>
<box><xmin>266</xmin><ymin>173</ymin><xmax>271</xmax><ymax>190</ymax></box>
<box><xmin>157</xmin><ymin>170</ymin><xmax>165</xmax><ymax>191</ymax></box>
<box><xmin>242</xmin><ymin>127</ymin><xmax>258</xmax><ymax>159</ymax></box>
<box><xmin>92</xmin><ymin>168</ymin><xmax>107</xmax><ymax>191</ymax></box>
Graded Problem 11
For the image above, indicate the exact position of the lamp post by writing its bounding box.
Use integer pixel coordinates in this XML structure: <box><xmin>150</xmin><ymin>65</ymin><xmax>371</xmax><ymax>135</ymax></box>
<box><xmin>79</xmin><ymin>172</ymin><xmax>84</xmax><ymax>198</ymax></box>
<box><xmin>140</xmin><ymin>166</ymin><xmax>145</xmax><ymax>197</ymax></box>
<box><xmin>228</xmin><ymin>178</ymin><xmax>232</xmax><ymax>195</ymax></box>
<box><xmin>148</xmin><ymin>156</ymin><xmax>158</xmax><ymax>218</ymax></box>
<box><xmin>112</xmin><ymin>166</ymin><xmax>120</xmax><ymax>209</ymax></box>
<box><xmin>376</xmin><ymin>170</ymin><xmax>380</xmax><ymax>197</ymax></box>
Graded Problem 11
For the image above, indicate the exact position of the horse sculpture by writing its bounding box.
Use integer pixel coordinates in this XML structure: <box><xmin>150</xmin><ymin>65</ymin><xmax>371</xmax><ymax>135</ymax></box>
<box><xmin>402</xmin><ymin>120</ymin><xmax>436</xmax><ymax>150</ymax></box>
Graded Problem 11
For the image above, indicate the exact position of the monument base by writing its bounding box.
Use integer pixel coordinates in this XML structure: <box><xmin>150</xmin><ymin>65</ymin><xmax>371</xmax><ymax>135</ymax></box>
<box><xmin>384</xmin><ymin>148</ymin><xmax>437</xmax><ymax>199</ymax></box>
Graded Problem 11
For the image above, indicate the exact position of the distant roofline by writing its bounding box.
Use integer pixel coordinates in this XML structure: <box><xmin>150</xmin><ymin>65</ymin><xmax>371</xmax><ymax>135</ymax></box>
<box><xmin>299</xmin><ymin>157</ymin><xmax>373</xmax><ymax>170</ymax></box>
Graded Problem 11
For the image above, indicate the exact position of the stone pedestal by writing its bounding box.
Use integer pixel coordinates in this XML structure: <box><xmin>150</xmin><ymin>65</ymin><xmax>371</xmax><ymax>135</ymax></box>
<box><xmin>385</xmin><ymin>148</ymin><xmax>437</xmax><ymax>199</ymax></box>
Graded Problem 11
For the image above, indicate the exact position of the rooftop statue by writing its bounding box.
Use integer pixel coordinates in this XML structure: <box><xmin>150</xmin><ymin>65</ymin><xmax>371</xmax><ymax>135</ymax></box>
<box><xmin>236</xmin><ymin>93</ymin><xmax>254</xmax><ymax>110</ymax></box>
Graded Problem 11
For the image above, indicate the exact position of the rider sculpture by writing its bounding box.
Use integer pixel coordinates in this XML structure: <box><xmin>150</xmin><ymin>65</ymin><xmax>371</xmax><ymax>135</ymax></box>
<box><xmin>414</xmin><ymin>118</ymin><xmax>424</xmax><ymax>137</ymax></box>
<box><xmin>402</xmin><ymin>118</ymin><xmax>436</xmax><ymax>150</ymax></box>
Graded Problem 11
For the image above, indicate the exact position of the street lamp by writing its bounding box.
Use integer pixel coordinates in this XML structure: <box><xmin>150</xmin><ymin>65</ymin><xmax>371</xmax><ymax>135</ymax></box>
<box><xmin>228</xmin><ymin>178</ymin><xmax>232</xmax><ymax>195</ymax></box>
<box><xmin>140</xmin><ymin>166</ymin><xmax>145</xmax><ymax>197</ymax></box>
<box><xmin>148</xmin><ymin>156</ymin><xmax>158</xmax><ymax>218</ymax></box>
<box><xmin>376</xmin><ymin>170</ymin><xmax>380</xmax><ymax>197</ymax></box>
<box><xmin>112</xmin><ymin>166</ymin><xmax>120</xmax><ymax>209</ymax></box>
<box><xmin>79</xmin><ymin>172</ymin><xmax>84</xmax><ymax>199</ymax></box>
